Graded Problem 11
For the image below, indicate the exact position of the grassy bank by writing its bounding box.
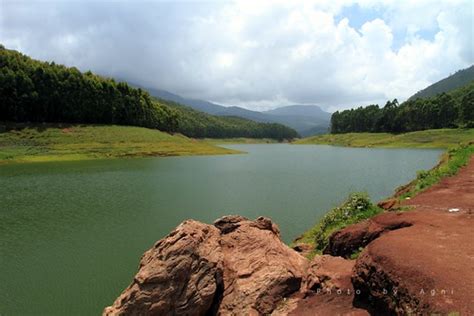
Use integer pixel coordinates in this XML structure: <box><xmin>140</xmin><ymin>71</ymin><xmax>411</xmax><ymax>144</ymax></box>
<box><xmin>294</xmin><ymin>139</ymin><xmax>474</xmax><ymax>258</ymax></box>
<box><xmin>394</xmin><ymin>144</ymin><xmax>474</xmax><ymax>200</ymax></box>
<box><xmin>293</xmin><ymin>193</ymin><xmax>382</xmax><ymax>258</ymax></box>
<box><xmin>294</xmin><ymin>128</ymin><xmax>474</xmax><ymax>148</ymax></box>
<box><xmin>202</xmin><ymin>138</ymin><xmax>280</xmax><ymax>144</ymax></box>
<box><xmin>0</xmin><ymin>124</ymin><xmax>239</xmax><ymax>164</ymax></box>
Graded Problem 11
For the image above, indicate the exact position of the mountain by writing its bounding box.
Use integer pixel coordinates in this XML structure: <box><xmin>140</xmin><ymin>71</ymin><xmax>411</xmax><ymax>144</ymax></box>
<box><xmin>141</xmin><ymin>86</ymin><xmax>331</xmax><ymax>136</ymax></box>
<box><xmin>0</xmin><ymin>46</ymin><xmax>299</xmax><ymax>140</ymax></box>
<box><xmin>263</xmin><ymin>105</ymin><xmax>332</xmax><ymax>136</ymax></box>
<box><xmin>142</xmin><ymin>87</ymin><xmax>225</xmax><ymax>115</ymax></box>
<box><xmin>264</xmin><ymin>105</ymin><xmax>331</xmax><ymax>118</ymax></box>
<box><xmin>409</xmin><ymin>65</ymin><xmax>474</xmax><ymax>100</ymax></box>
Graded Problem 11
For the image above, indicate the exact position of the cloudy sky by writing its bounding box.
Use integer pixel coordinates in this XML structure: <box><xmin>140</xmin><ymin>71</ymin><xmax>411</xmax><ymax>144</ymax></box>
<box><xmin>1</xmin><ymin>0</ymin><xmax>472</xmax><ymax>111</ymax></box>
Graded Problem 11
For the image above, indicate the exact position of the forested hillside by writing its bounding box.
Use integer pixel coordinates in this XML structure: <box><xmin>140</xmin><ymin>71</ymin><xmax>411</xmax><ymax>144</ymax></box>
<box><xmin>158</xmin><ymin>99</ymin><xmax>299</xmax><ymax>139</ymax></box>
<box><xmin>0</xmin><ymin>46</ymin><xmax>298</xmax><ymax>140</ymax></box>
<box><xmin>331</xmin><ymin>81</ymin><xmax>474</xmax><ymax>134</ymax></box>
<box><xmin>409</xmin><ymin>65</ymin><xmax>474</xmax><ymax>100</ymax></box>
<box><xmin>140</xmin><ymin>85</ymin><xmax>330</xmax><ymax>136</ymax></box>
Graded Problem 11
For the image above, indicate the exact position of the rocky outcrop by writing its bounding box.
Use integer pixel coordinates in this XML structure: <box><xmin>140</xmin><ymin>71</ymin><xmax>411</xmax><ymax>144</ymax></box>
<box><xmin>351</xmin><ymin>157</ymin><xmax>474</xmax><ymax>315</ymax></box>
<box><xmin>352</xmin><ymin>210</ymin><xmax>474</xmax><ymax>315</ymax></box>
<box><xmin>215</xmin><ymin>216</ymin><xmax>308</xmax><ymax>315</ymax></box>
<box><xmin>103</xmin><ymin>220</ymin><xmax>223</xmax><ymax>316</ymax></box>
<box><xmin>104</xmin><ymin>216</ymin><xmax>308</xmax><ymax>315</ymax></box>
<box><xmin>323</xmin><ymin>212</ymin><xmax>412</xmax><ymax>258</ymax></box>
<box><xmin>287</xmin><ymin>255</ymin><xmax>369</xmax><ymax>316</ymax></box>
<box><xmin>105</xmin><ymin>158</ymin><xmax>474</xmax><ymax>315</ymax></box>
<box><xmin>104</xmin><ymin>211</ymin><xmax>474</xmax><ymax>315</ymax></box>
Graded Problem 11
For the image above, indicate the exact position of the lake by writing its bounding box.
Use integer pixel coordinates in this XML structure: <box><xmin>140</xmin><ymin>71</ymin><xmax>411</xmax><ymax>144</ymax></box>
<box><xmin>0</xmin><ymin>144</ymin><xmax>442</xmax><ymax>315</ymax></box>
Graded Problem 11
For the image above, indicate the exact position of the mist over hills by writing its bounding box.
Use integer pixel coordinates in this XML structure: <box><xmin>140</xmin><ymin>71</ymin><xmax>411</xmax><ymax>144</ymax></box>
<box><xmin>409</xmin><ymin>65</ymin><xmax>474</xmax><ymax>100</ymax></box>
<box><xmin>142</xmin><ymin>87</ymin><xmax>331</xmax><ymax>136</ymax></box>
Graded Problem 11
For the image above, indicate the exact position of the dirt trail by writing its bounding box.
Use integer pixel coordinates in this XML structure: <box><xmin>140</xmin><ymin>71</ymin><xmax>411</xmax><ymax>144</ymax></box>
<box><xmin>292</xmin><ymin>156</ymin><xmax>474</xmax><ymax>315</ymax></box>
<box><xmin>402</xmin><ymin>156</ymin><xmax>474</xmax><ymax>213</ymax></box>
<box><xmin>352</xmin><ymin>156</ymin><xmax>474</xmax><ymax>314</ymax></box>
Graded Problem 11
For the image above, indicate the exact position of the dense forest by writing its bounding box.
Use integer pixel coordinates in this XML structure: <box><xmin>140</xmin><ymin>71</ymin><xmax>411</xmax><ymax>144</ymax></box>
<box><xmin>161</xmin><ymin>99</ymin><xmax>299</xmax><ymax>139</ymax></box>
<box><xmin>331</xmin><ymin>81</ymin><xmax>474</xmax><ymax>133</ymax></box>
<box><xmin>0</xmin><ymin>46</ymin><xmax>298</xmax><ymax>140</ymax></box>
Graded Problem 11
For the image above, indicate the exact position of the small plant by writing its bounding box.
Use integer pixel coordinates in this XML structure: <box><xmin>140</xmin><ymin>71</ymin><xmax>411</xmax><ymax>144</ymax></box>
<box><xmin>313</xmin><ymin>193</ymin><xmax>380</xmax><ymax>252</ymax></box>
<box><xmin>349</xmin><ymin>247</ymin><xmax>364</xmax><ymax>260</ymax></box>
<box><xmin>294</xmin><ymin>193</ymin><xmax>382</xmax><ymax>256</ymax></box>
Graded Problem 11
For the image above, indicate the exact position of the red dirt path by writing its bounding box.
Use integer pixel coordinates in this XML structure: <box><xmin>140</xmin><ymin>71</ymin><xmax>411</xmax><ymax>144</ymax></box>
<box><xmin>292</xmin><ymin>156</ymin><xmax>474</xmax><ymax>315</ymax></box>
<box><xmin>402</xmin><ymin>156</ymin><xmax>474</xmax><ymax>214</ymax></box>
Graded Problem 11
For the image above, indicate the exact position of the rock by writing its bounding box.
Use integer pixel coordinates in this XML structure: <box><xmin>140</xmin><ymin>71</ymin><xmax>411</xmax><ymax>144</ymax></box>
<box><xmin>104</xmin><ymin>216</ymin><xmax>308</xmax><ymax>315</ymax></box>
<box><xmin>377</xmin><ymin>198</ymin><xmax>398</xmax><ymax>210</ymax></box>
<box><xmin>105</xmin><ymin>157</ymin><xmax>474</xmax><ymax>314</ymax></box>
<box><xmin>323</xmin><ymin>212</ymin><xmax>412</xmax><ymax>258</ymax></box>
<box><xmin>103</xmin><ymin>220</ymin><xmax>223</xmax><ymax>316</ymax></box>
<box><xmin>291</xmin><ymin>243</ymin><xmax>313</xmax><ymax>258</ymax></box>
<box><xmin>213</xmin><ymin>215</ymin><xmax>307</xmax><ymax>315</ymax></box>
<box><xmin>352</xmin><ymin>210</ymin><xmax>474</xmax><ymax>315</ymax></box>
<box><xmin>289</xmin><ymin>255</ymin><xmax>369</xmax><ymax>316</ymax></box>
<box><xmin>304</xmin><ymin>255</ymin><xmax>355</xmax><ymax>292</ymax></box>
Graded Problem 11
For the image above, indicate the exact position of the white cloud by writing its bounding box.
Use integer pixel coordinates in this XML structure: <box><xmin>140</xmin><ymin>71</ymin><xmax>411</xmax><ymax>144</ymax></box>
<box><xmin>0</xmin><ymin>0</ymin><xmax>472</xmax><ymax>111</ymax></box>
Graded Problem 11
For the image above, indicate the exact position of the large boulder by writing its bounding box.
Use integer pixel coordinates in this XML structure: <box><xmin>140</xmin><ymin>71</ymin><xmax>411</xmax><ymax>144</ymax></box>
<box><xmin>103</xmin><ymin>220</ymin><xmax>223</xmax><ymax>316</ymax></box>
<box><xmin>104</xmin><ymin>216</ymin><xmax>308</xmax><ymax>315</ymax></box>
<box><xmin>215</xmin><ymin>216</ymin><xmax>308</xmax><ymax>315</ymax></box>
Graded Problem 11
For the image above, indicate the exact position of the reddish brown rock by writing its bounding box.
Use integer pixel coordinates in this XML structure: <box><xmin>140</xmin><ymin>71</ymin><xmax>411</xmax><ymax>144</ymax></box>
<box><xmin>377</xmin><ymin>198</ymin><xmax>398</xmax><ymax>210</ymax></box>
<box><xmin>352</xmin><ymin>210</ymin><xmax>474</xmax><ymax>315</ymax></box>
<box><xmin>305</xmin><ymin>255</ymin><xmax>355</xmax><ymax>292</ymax></box>
<box><xmin>103</xmin><ymin>220</ymin><xmax>223</xmax><ymax>316</ymax></box>
<box><xmin>325</xmin><ymin>156</ymin><xmax>474</xmax><ymax>314</ymax></box>
<box><xmin>216</xmin><ymin>216</ymin><xmax>308</xmax><ymax>315</ymax></box>
<box><xmin>288</xmin><ymin>255</ymin><xmax>369</xmax><ymax>316</ymax></box>
<box><xmin>291</xmin><ymin>243</ymin><xmax>314</xmax><ymax>258</ymax></box>
<box><xmin>104</xmin><ymin>216</ymin><xmax>308</xmax><ymax>315</ymax></box>
<box><xmin>105</xmin><ymin>157</ymin><xmax>474</xmax><ymax>315</ymax></box>
<box><xmin>323</xmin><ymin>212</ymin><xmax>412</xmax><ymax>258</ymax></box>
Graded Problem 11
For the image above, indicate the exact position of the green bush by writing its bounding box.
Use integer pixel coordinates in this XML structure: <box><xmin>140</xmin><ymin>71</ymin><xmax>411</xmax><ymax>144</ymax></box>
<box><xmin>295</xmin><ymin>193</ymin><xmax>381</xmax><ymax>256</ymax></box>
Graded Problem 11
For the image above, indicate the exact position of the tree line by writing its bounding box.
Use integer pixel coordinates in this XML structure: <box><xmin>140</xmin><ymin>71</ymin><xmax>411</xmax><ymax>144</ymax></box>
<box><xmin>0</xmin><ymin>46</ymin><xmax>298</xmax><ymax>140</ymax></box>
<box><xmin>331</xmin><ymin>83</ymin><xmax>474</xmax><ymax>134</ymax></box>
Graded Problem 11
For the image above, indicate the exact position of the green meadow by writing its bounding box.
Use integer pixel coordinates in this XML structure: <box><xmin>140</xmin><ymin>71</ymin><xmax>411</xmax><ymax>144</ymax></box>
<box><xmin>0</xmin><ymin>124</ymin><xmax>238</xmax><ymax>164</ymax></box>
<box><xmin>294</xmin><ymin>128</ymin><xmax>474</xmax><ymax>148</ymax></box>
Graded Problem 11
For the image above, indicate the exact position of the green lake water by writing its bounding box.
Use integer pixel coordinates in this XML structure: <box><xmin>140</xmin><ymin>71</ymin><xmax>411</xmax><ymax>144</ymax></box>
<box><xmin>0</xmin><ymin>144</ymin><xmax>443</xmax><ymax>315</ymax></box>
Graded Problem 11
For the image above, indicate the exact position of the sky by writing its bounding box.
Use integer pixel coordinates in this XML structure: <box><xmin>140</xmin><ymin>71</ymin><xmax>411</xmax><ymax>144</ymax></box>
<box><xmin>1</xmin><ymin>0</ymin><xmax>473</xmax><ymax>112</ymax></box>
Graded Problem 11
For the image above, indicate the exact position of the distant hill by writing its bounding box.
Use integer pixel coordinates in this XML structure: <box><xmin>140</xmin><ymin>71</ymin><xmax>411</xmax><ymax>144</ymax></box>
<box><xmin>143</xmin><ymin>87</ymin><xmax>225</xmax><ymax>115</ymax></box>
<box><xmin>409</xmin><ymin>65</ymin><xmax>474</xmax><ymax>100</ymax></box>
<box><xmin>140</xmin><ymin>86</ymin><xmax>331</xmax><ymax>136</ymax></box>
<box><xmin>0</xmin><ymin>46</ymin><xmax>299</xmax><ymax>140</ymax></box>
<box><xmin>263</xmin><ymin>105</ymin><xmax>332</xmax><ymax>136</ymax></box>
<box><xmin>264</xmin><ymin>105</ymin><xmax>331</xmax><ymax>118</ymax></box>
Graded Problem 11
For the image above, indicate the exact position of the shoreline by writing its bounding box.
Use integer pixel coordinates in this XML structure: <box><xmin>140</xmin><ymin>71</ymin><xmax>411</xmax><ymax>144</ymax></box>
<box><xmin>293</xmin><ymin>128</ymin><xmax>474</xmax><ymax>149</ymax></box>
<box><xmin>0</xmin><ymin>124</ymin><xmax>242</xmax><ymax>164</ymax></box>
<box><xmin>105</xmin><ymin>143</ymin><xmax>474</xmax><ymax>315</ymax></box>
<box><xmin>292</xmin><ymin>142</ymin><xmax>473</xmax><ymax>257</ymax></box>
<box><xmin>103</xmin><ymin>153</ymin><xmax>474</xmax><ymax>316</ymax></box>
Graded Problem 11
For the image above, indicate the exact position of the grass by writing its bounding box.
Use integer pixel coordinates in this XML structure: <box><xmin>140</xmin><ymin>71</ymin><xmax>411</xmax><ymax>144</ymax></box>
<box><xmin>396</xmin><ymin>144</ymin><xmax>474</xmax><ymax>200</ymax></box>
<box><xmin>292</xmin><ymin>193</ymin><xmax>382</xmax><ymax>258</ymax></box>
<box><xmin>294</xmin><ymin>128</ymin><xmax>474</xmax><ymax>148</ymax></box>
<box><xmin>202</xmin><ymin>138</ymin><xmax>279</xmax><ymax>144</ymax></box>
<box><xmin>0</xmin><ymin>124</ymin><xmax>239</xmax><ymax>164</ymax></box>
<box><xmin>293</xmin><ymin>127</ymin><xmax>474</xmax><ymax>257</ymax></box>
